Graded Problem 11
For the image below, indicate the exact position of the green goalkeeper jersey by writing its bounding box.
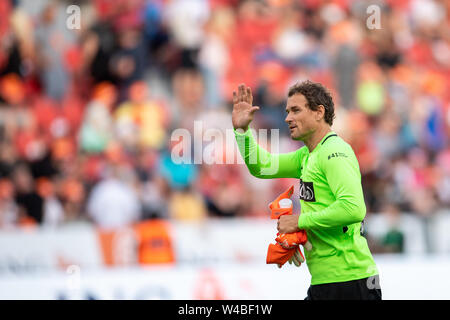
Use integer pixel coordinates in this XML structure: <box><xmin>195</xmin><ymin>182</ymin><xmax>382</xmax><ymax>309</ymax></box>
<box><xmin>235</xmin><ymin>128</ymin><xmax>378</xmax><ymax>285</ymax></box>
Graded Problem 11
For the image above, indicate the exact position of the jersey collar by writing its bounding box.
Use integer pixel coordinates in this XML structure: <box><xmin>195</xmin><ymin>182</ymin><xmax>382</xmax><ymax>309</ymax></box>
<box><xmin>310</xmin><ymin>131</ymin><xmax>337</xmax><ymax>154</ymax></box>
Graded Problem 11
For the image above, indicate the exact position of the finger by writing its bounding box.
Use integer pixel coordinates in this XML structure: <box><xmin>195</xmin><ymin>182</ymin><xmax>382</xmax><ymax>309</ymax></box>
<box><xmin>249</xmin><ymin>106</ymin><xmax>260</xmax><ymax>115</ymax></box>
<box><xmin>232</xmin><ymin>91</ymin><xmax>238</xmax><ymax>104</ymax></box>
<box><xmin>238</xmin><ymin>84</ymin><xmax>245</xmax><ymax>102</ymax></box>
<box><xmin>242</xmin><ymin>85</ymin><xmax>249</xmax><ymax>102</ymax></box>
<box><xmin>295</xmin><ymin>249</ymin><xmax>305</xmax><ymax>263</ymax></box>
<box><xmin>294</xmin><ymin>249</ymin><xmax>301</xmax><ymax>262</ymax></box>
<box><xmin>246</xmin><ymin>86</ymin><xmax>252</xmax><ymax>104</ymax></box>
<box><xmin>304</xmin><ymin>241</ymin><xmax>312</xmax><ymax>251</ymax></box>
<box><xmin>293</xmin><ymin>255</ymin><xmax>301</xmax><ymax>267</ymax></box>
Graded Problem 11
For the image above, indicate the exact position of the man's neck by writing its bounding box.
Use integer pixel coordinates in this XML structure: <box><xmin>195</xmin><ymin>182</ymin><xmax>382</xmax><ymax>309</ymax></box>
<box><xmin>304</xmin><ymin>126</ymin><xmax>332</xmax><ymax>153</ymax></box>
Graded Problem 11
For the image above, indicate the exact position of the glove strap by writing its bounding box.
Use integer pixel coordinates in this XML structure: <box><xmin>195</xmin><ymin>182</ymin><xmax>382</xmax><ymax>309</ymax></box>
<box><xmin>269</xmin><ymin>185</ymin><xmax>294</xmax><ymax>219</ymax></box>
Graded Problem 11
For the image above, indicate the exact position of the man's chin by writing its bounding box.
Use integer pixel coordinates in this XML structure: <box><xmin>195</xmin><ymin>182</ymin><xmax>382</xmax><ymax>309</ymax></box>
<box><xmin>290</xmin><ymin>132</ymin><xmax>302</xmax><ymax>141</ymax></box>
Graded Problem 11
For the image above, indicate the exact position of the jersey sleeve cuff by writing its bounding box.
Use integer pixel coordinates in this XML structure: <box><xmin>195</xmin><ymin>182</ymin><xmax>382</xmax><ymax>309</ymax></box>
<box><xmin>234</xmin><ymin>127</ymin><xmax>252</xmax><ymax>137</ymax></box>
<box><xmin>298</xmin><ymin>213</ymin><xmax>305</xmax><ymax>229</ymax></box>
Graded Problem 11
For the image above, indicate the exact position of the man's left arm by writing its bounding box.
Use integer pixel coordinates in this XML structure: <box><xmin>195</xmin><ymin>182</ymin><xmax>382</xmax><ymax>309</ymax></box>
<box><xmin>297</xmin><ymin>146</ymin><xmax>366</xmax><ymax>230</ymax></box>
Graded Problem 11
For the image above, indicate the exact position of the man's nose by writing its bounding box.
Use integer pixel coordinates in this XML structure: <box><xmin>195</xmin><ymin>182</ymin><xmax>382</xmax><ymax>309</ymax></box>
<box><xmin>285</xmin><ymin>115</ymin><xmax>291</xmax><ymax>124</ymax></box>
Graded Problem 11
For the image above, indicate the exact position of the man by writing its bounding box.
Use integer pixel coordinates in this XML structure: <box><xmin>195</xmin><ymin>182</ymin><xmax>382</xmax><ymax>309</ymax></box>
<box><xmin>232</xmin><ymin>81</ymin><xmax>381</xmax><ymax>300</ymax></box>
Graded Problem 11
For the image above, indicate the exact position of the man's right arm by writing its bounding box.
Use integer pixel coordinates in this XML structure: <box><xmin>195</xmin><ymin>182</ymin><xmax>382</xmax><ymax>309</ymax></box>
<box><xmin>235</xmin><ymin>128</ymin><xmax>303</xmax><ymax>179</ymax></box>
<box><xmin>231</xmin><ymin>83</ymin><xmax>303</xmax><ymax>178</ymax></box>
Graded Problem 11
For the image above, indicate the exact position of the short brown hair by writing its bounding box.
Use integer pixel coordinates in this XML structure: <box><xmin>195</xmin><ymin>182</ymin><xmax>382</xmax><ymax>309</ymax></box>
<box><xmin>288</xmin><ymin>80</ymin><xmax>335</xmax><ymax>126</ymax></box>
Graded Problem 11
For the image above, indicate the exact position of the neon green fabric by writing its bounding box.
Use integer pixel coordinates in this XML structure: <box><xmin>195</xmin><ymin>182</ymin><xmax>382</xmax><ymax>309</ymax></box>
<box><xmin>235</xmin><ymin>128</ymin><xmax>378</xmax><ymax>285</ymax></box>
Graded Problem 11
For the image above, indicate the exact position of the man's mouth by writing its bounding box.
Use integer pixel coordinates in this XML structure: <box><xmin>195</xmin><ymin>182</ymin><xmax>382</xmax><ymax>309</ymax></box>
<box><xmin>289</xmin><ymin>125</ymin><xmax>297</xmax><ymax>130</ymax></box>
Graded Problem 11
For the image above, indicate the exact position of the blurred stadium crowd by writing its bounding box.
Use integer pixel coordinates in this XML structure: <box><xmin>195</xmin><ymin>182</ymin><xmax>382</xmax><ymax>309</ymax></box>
<box><xmin>0</xmin><ymin>0</ymin><xmax>449</xmax><ymax>248</ymax></box>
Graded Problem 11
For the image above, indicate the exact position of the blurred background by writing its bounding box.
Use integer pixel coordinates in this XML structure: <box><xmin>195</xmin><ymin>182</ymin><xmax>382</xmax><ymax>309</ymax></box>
<box><xmin>1</xmin><ymin>0</ymin><xmax>450</xmax><ymax>299</ymax></box>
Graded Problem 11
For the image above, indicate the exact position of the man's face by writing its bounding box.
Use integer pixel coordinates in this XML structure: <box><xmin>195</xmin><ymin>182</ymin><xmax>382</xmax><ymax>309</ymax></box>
<box><xmin>285</xmin><ymin>94</ymin><xmax>319</xmax><ymax>141</ymax></box>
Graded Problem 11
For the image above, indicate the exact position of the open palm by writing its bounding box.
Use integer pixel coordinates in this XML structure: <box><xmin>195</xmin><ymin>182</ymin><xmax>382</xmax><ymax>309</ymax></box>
<box><xmin>232</xmin><ymin>84</ymin><xmax>260</xmax><ymax>131</ymax></box>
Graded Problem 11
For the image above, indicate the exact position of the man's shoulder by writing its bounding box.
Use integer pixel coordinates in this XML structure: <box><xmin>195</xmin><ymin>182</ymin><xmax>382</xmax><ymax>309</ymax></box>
<box><xmin>319</xmin><ymin>135</ymin><xmax>356</xmax><ymax>161</ymax></box>
<box><xmin>297</xmin><ymin>145</ymin><xmax>309</xmax><ymax>153</ymax></box>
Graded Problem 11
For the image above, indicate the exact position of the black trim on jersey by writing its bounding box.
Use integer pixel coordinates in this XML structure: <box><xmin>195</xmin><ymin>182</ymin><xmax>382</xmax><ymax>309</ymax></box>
<box><xmin>321</xmin><ymin>134</ymin><xmax>338</xmax><ymax>145</ymax></box>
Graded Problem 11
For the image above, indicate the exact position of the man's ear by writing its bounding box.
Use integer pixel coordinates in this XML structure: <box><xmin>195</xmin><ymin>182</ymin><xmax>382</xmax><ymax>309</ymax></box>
<box><xmin>316</xmin><ymin>105</ymin><xmax>325</xmax><ymax>121</ymax></box>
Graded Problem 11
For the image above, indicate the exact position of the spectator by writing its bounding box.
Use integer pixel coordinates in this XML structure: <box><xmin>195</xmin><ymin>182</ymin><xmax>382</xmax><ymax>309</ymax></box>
<box><xmin>114</xmin><ymin>81</ymin><xmax>170</xmax><ymax>151</ymax></box>
<box><xmin>165</xmin><ymin>0</ymin><xmax>210</xmax><ymax>69</ymax></box>
<box><xmin>86</xmin><ymin>165</ymin><xmax>141</xmax><ymax>229</ymax></box>
<box><xmin>168</xmin><ymin>186</ymin><xmax>207</xmax><ymax>221</ymax></box>
<box><xmin>36</xmin><ymin>177</ymin><xmax>64</xmax><ymax>228</ymax></box>
<box><xmin>79</xmin><ymin>82</ymin><xmax>116</xmax><ymax>153</ymax></box>
<box><xmin>12</xmin><ymin>163</ymin><xmax>43</xmax><ymax>224</ymax></box>
<box><xmin>34</xmin><ymin>2</ymin><xmax>77</xmax><ymax>100</ymax></box>
<box><xmin>109</xmin><ymin>26</ymin><xmax>148</xmax><ymax>96</ymax></box>
<box><xmin>158</xmin><ymin>145</ymin><xmax>198</xmax><ymax>191</ymax></box>
<box><xmin>0</xmin><ymin>178</ymin><xmax>18</xmax><ymax>228</ymax></box>
<box><xmin>379</xmin><ymin>203</ymin><xmax>405</xmax><ymax>254</ymax></box>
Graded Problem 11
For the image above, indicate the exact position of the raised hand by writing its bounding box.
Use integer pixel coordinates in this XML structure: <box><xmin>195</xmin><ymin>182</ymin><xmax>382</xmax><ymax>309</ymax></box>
<box><xmin>232</xmin><ymin>83</ymin><xmax>260</xmax><ymax>131</ymax></box>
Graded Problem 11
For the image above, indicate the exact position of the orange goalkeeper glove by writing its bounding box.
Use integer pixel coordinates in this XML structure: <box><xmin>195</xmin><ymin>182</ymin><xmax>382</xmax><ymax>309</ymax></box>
<box><xmin>276</xmin><ymin>231</ymin><xmax>308</xmax><ymax>249</ymax></box>
<box><xmin>266</xmin><ymin>185</ymin><xmax>313</xmax><ymax>268</ymax></box>
<box><xmin>275</xmin><ymin>231</ymin><xmax>308</xmax><ymax>267</ymax></box>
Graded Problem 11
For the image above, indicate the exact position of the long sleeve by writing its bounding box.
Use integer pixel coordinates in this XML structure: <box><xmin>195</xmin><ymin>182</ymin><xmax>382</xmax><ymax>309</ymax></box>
<box><xmin>234</xmin><ymin>128</ymin><xmax>305</xmax><ymax>179</ymax></box>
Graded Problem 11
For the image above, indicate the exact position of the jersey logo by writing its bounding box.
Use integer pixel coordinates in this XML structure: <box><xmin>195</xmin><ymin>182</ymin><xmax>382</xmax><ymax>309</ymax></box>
<box><xmin>299</xmin><ymin>179</ymin><xmax>315</xmax><ymax>202</ymax></box>
<box><xmin>327</xmin><ymin>152</ymin><xmax>348</xmax><ymax>160</ymax></box>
